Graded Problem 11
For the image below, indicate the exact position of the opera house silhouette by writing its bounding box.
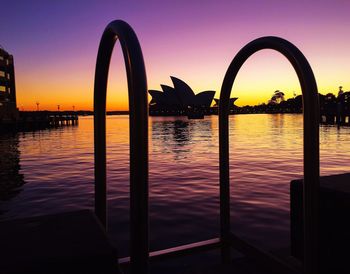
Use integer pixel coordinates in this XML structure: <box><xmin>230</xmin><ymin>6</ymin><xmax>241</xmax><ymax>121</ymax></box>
<box><xmin>213</xmin><ymin>98</ymin><xmax>238</xmax><ymax>109</ymax></box>
<box><xmin>149</xmin><ymin>76</ymin><xmax>215</xmax><ymax>117</ymax></box>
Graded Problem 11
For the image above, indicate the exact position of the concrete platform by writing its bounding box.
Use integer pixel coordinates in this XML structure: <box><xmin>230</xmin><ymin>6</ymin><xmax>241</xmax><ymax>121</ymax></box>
<box><xmin>291</xmin><ymin>173</ymin><xmax>350</xmax><ymax>274</ymax></box>
<box><xmin>150</xmin><ymin>255</ymin><xmax>291</xmax><ymax>274</ymax></box>
<box><xmin>0</xmin><ymin>210</ymin><xmax>120</xmax><ymax>274</ymax></box>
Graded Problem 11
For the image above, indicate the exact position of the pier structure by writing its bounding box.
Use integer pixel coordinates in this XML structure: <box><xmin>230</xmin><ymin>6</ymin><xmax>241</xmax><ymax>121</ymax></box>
<box><xmin>319</xmin><ymin>88</ymin><xmax>350</xmax><ymax>126</ymax></box>
<box><xmin>17</xmin><ymin>111</ymin><xmax>78</xmax><ymax>130</ymax></box>
<box><xmin>49</xmin><ymin>112</ymin><xmax>78</xmax><ymax>127</ymax></box>
<box><xmin>0</xmin><ymin>110</ymin><xmax>79</xmax><ymax>132</ymax></box>
<box><xmin>0</xmin><ymin>47</ymin><xmax>78</xmax><ymax>132</ymax></box>
<box><xmin>0</xmin><ymin>47</ymin><xmax>18</xmax><ymax>124</ymax></box>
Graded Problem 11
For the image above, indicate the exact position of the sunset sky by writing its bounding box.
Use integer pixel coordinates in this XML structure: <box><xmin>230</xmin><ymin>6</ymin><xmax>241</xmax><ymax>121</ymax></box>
<box><xmin>1</xmin><ymin>0</ymin><xmax>349</xmax><ymax>111</ymax></box>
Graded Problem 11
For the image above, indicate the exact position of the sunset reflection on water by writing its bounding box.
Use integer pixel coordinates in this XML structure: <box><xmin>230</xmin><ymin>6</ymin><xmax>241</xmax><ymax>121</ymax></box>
<box><xmin>1</xmin><ymin>114</ymin><xmax>350</xmax><ymax>257</ymax></box>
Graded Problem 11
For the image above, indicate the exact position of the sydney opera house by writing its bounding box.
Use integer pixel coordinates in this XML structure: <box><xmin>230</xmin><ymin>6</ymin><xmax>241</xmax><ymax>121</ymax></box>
<box><xmin>149</xmin><ymin>76</ymin><xmax>216</xmax><ymax>117</ymax></box>
<box><xmin>213</xmin><ymin>98</ymin><xmax>238</xmax><ymax>110</ymax></box>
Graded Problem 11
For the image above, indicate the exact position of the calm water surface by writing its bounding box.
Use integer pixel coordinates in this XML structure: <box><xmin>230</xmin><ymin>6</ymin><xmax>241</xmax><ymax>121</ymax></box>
<box><xmin>1</xmin><ymin>114</ymin><xmax>350</xmax><ymax>257</ymax></box>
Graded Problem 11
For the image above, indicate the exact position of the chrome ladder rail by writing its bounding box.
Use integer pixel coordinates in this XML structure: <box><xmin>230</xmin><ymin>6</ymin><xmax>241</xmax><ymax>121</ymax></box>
<box><xmin>94</xmin><ymin>20</ymin><xmax>149</xmax><ymax>274</ymax></box>
<box><xmin>93</xmin><ymin>21</ymin><xmax>320</xmax><ymax>274</ymax></box>
<box><xmin>219</xmin><ymin>36</ymin><xmax>320</xmax><ymax>274</ymax></box>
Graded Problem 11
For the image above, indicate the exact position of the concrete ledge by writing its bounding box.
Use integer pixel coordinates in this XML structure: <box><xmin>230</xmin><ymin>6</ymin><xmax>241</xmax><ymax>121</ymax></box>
<box><xmin>0</xmin><ymin>210</ymin><xmax>120</xmax><ymax>274</ymax></box>
<box><xmin>291</xmin><ymin>173</ymin><xmax>350</xmax><ymax>274</ymax></box>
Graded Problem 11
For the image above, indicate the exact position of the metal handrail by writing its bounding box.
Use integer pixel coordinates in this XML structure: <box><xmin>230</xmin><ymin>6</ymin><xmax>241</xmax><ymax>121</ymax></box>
<box><xmin>219</xmin><ymin>36</ymin><xmax>320</xmax><ymax>274</ymax></box>
<box><xmin>94</xmin><ymin>20</ymin><xmax>149</xmax><ymax>274</ymax></box>
<box><xmin>93</xmin><ymin>22</ymin><xmax>319</xmax><ymax>274</ymax></box>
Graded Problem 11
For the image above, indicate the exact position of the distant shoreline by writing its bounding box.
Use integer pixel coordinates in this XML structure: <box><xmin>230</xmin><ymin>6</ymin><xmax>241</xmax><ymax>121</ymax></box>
<box><xmin>19</xmin><ymin>110</ymin><xmax>302</xmax><ymax>117</ymax></box>
<box><xmin>19</xmin><ymin>110</ymin><xmax>130</xmax><ymax>116</ymax></box>
<box><xmin>18</xmin><ymin>109</ymin><xmax>303</xmax><ymax>117</ymax></box>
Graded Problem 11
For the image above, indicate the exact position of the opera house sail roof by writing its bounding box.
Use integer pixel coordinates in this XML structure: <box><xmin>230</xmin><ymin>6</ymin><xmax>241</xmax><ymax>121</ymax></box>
<box><xmin>149</xmin><ymin>76</ymin><xmax>215</xmax><ymax>116</ymax></box>
<box><xmin>213</xmin><ymin>98</ymin><xmax>238</xmax><ymax>108</ymax></box>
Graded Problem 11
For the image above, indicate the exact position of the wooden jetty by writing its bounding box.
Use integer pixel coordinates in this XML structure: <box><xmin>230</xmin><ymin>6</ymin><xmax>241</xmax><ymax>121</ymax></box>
<box><xmin>18</xmin><ymin>111</ymin><xmax>78</xmax><ymax>130</ymax></box>
<box><xmin>1</xmin><ymin>111</ymin><xmax>79</xmax><ymax>132</ymax></box>
<box><xmin>319</xmin><ymin>88</ymin><xmax>350</xmax><ymax>126</ymax></box>
<box><xmin>320</xmin><ymin>112</ymin><xmax>350</xmax><ymax>126</ymax></box>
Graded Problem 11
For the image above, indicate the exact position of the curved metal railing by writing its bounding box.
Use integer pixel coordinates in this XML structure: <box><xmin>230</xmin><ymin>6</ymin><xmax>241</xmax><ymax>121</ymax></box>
<box><xmin>94</xmin><ymin>20</ymin><xmax>149</xmax><ymax>274</ymax></box>
<box><xmin>219</xmin><ymin>36</ymin><xmax>320</xmax><ymax>274</ymax></box>
<box><xmin>94</xmin><ymin>22</ymin><xmax>320</xmax><ymax>274</ymax></box>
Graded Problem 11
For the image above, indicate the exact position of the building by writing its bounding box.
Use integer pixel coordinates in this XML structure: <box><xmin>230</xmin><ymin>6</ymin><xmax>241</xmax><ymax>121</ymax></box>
<box><xmin>0</xmin><ymin>47</ymin><xmax>18</xmax><ymax>123</ymax></box>
<box><xmin>149</xmin><ymin>76</ymin><xmax>215</xmax><ymax>116</ymax></box>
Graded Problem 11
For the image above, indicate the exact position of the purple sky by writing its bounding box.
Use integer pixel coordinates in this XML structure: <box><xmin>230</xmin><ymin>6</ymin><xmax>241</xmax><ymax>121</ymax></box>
<box><xmin>1</xmin><ymin>0</ymin><xmax>349</xmax><ymax>110</ymax></box>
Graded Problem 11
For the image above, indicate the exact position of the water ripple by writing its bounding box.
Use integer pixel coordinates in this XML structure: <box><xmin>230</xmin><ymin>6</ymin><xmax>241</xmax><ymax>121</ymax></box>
<box><xmin>1</xmin><ymin>114</ymin><xmax>350</xmax><ymax>256</ymax></box>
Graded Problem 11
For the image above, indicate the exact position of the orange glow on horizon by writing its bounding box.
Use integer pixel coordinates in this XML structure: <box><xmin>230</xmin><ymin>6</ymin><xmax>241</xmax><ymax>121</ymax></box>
<box><xmin>14</xmin><ymin>25</ymin><xmax>350</xmax><ymax>111</ymax></box>
<box><xmin>3</xmin><ymin>1</ymin><xmax>350</xmax><ymax>111</ymax></box>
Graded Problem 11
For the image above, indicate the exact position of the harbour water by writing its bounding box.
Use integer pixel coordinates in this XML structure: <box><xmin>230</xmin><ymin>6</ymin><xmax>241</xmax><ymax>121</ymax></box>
<box><xmin>1</xmin><ymin>114</ymin><xmax>350</xmax><ymax>258</ymax></box>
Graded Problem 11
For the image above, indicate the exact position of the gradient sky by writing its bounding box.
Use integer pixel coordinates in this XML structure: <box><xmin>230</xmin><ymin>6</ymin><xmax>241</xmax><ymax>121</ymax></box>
<box><xmin>1</xmin><ymin>0</ymin><xmax>349</xmax><ymax>110</ymax></box>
